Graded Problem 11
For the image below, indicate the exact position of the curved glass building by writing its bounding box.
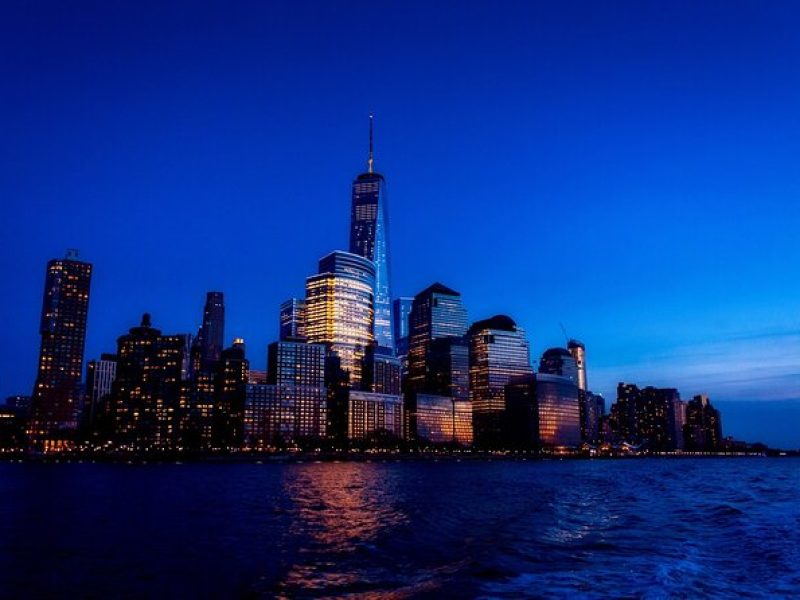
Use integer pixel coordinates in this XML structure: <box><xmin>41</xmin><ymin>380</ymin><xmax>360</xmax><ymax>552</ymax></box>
<box><xmin>305</xmin><ymin>251</ymin><xmax>375</xmax><ymax>388</ymax></box>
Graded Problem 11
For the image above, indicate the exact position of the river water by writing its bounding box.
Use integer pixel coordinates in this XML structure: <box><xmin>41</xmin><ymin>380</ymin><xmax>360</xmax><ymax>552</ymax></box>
<box><xmin>1</xmin><ymin>458</ymin><xmax>798</xmax><ymax>598</ymax></box>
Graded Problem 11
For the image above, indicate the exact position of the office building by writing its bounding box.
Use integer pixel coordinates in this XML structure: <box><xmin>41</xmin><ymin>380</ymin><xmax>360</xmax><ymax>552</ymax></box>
<box><xmin>195</xmin><ymin>292</ymin><xmax>225</xmax><ymax>372</ymax></box>
<box><xmin>362</xmin><ymin>344</ymin><xmax>402</xmax><ymax>395</ymax></box>
<box><xmin>279</xmin><ymin>298</ymin><xmax>307</xmax><ymax>341</ymax></box>
<box><xmin>267</xmin><ymin>340</ymin><xmax>327</xmax><ymax>442</ymax></box>
<box><xmin>29</xmin><ymin>250</ymin><xmax>92</xmax><ymax>444</ymax></box>
<box><xmin>305</xmin><ymin>250</ymin><xmax>375</xmax><ymax>388</ymax></box>
<box><xmin>393</xmin><ymin>297</ymin><xmax>413</xmax><ymax>357</ymax></box>
<box><xmin>406</xmin><ymin>392</ymin><xmax>472</xmax><ymax>446</ymax></box>
<box><xmin>468</xmin><ymin>315</ymin><xmax>532</xmax><ymax>448</ymax></box>
<box><xmin>406</xmin><ymin>283</ymin><xmax>469</xmax><ymax>393</ymax></box>
<box><xmin>567</xmin><ymin>339</ymin><xmax>588</xmax><ymax>391</ymax></box>
<box><xmin>85</xmin><ymin>353</ymin><xmax>117</xmax><ymax>428</ymax></box>
<box><xmin>539</xmin><ymin>347</ymin><xmax>579</xmax><ymax>385</ymax></box>
<box><xmin>347</xmin><ymin>390</ymin><xmax>403</xmax><ymax>443</ymax></box>
<box><xmin>349</xmin><ymin>114</ymin><xmax>393</xmax><ymax>350</ymax></box>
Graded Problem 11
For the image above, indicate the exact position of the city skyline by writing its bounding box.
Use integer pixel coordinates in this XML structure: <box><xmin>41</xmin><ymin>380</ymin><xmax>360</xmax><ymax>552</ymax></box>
<box><xmin>3</xmin><ymin>2</ymin><xmax>800</xmax><ymax>448</ymax></box>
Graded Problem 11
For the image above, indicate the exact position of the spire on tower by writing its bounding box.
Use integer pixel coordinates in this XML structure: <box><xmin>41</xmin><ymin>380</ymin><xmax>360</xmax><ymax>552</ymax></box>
<box><xmin>367</xmin><ymin>112</ymin><xmax>374</xmax><ymax>173</ymax></box>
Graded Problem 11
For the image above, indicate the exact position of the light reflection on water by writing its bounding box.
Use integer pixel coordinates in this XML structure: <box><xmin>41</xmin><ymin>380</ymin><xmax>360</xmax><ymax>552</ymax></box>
<box><xmin>1</xmin><ymin>459</ymin><xmax>799</xmax><ymax>598</ymax></box>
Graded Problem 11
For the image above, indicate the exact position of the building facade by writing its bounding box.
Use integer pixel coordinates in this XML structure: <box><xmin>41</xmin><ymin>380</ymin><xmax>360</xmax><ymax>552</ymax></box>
<box><xmin>305</xmin><ymin>251</ymin><xmax>375</xmax><ymax>389</ymax></box>
<box><xmin>29</xmin><ymin>250</ymin><xmax>92</xmax><ymax>444</ymax></box>
<box><xmin>349</xmin><ymin>114</ymin><xmax>393</xmax><ymax>350</ymax></box>
<box><xmin>468</xmin><ymin>315</ymin><xmax>532</xmax><ymax>448</ymax></box>
<box><xmin>279</xmin><ymin>298</ymin><xmax>307</xmax><ymax>341</ymax></box>
<box><xmin>347</xmin><ymin>390</ymin><xmax>403</xmax><ymax>443</ymax></box>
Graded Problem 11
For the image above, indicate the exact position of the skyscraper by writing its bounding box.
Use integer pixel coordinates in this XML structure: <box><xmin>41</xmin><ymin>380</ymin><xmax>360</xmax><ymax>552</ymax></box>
<box><xmin>194</xmin><ymin>292</ymin><xmax>224</xmax><ymax>372</ymax></box>
<box><xmin>468</xmin><ymin>315</ymin><xmax>532</xmax><ymax>448</ymax></box>
<box><xmin>392</xmin><ymin>297</ymin><xmax>413</xmax><ymax>356</ymax></box>
<box><xmin>685</xmin><ymin>394</ymin><xmax>722</xmax><ymax>451</ymax></box>
<box><xmin>279</xmin><ymin>298</ymin><xmax>307</xmax><ymax>341</ymax></box>
<box><xmin>110</xmin><ymin>314</ymin><xmax>187</xmax><ymax>449</ymax></box>
<box><xmin>305</xmin><ymin>251</ymin><xmax>375</xmax><ymax>388</ymax></box>
<box><xmin>567</xmin><ymin>339</ymin><xmax>587</xmax><ymax>391</ymax></box>
<box><xmin>406</xmin><ymin>283</ymin><xmax>469</xmax><ymax>392</ymax></box>
<box><xmin>539</xmin><ymin>347</ymin><xmax>579</xmax><ymax>384</ymax></box>
<box><xmin>215</xmin><ymin>339</ymin><xmax>249</xmax><ymax>448</ymax></box>
<box><xmin>29</xmin><ymin>249</ymin><xmax>92</xmax><ymax>444</ymax></box>
<box><xmin>349</xmin><ymin>114</ymin><xmax>393</xmax><ymax>350</ymax></box>
<box><xmin>85</xmin><ymin>353</ymin><xmax>117</xmax><ymax>429</ymax></box>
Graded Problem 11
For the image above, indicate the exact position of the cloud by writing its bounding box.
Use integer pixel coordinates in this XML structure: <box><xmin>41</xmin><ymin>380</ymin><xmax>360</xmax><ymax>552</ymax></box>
<box><xmin>591</xmin><ymin>330</ymin><xmax>800</xmax><ymax>402</ymax></box>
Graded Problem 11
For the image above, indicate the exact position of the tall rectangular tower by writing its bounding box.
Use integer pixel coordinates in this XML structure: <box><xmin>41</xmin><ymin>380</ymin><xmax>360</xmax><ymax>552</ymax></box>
<box><xmin>30</xmin><ymin>249</ymin><xmax>92</xmax><ymax>442</ymax></box>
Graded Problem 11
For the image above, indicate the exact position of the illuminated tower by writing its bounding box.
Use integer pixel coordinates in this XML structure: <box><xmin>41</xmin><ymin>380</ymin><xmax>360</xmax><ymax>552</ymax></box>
<box><xmin>29</xmin><ymin>249</ymin><xmax>92</xmax><ymax>444</ymax></box>
<box><xmin>304</xmin><ymin>251</ymin><xmax>375</xmax><ymax>388</ymax></box>
<box><xmin>349</xmin><ymin>114</ymin><xmax>393</xmax><ymax>350</ymax></box>
<box><xmin>567</xmin><ymin>339</ymin><xmax>587</xmax><ymax>391</ymax></box>
<box><xmin>468</xmin><ymin>315</ymin><xmax>532</xmax><ymax>448</ymax></box>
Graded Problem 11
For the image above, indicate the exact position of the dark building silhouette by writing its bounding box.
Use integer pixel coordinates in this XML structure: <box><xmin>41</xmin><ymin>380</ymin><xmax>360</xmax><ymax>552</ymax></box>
<box><xmin>29</xmin><ymin>250</ymin><xmax>92</xmax><ymax>446</ymax></box>
<box><xmin>685</xmin><ymin>394</ymin><xmax>722</xmax><ymax>451</ymax></box>
<box><xmin>215</xmin><ymin>339</ymin><xmax>249</xmax><ymax>449</ymax></box>
<box><xmin>85</xmin><ymin>353</ymin><xmax>117</xmax><ymax>431</ymax></box>
<box><xmin>279</xmin><ymin>298</ymin><xmax>307</xmax><ymax>341</ymax></box>
<box><xmin>362</xmin><ymin>344</ymin><xmax>402</xmax><ymax>395</ymax></box>
<box><xmin>468</xmin><ymin>315</ymin><xmax>532</xmax><ymax>448</ymax></box>
<box><xmin>349</xmin><ymin>114</ymin><xmax>393</xmax><ymax>350</ymax></box>
<box><xmin>610</xmin><ymin>383</ymin><xmax>683</xmax><ymax>451</ymax></box>
<box><xmin>110</xmin><ymin>314</ymin><xmax>187</xmax><ymax>449</ymax></box>
<box><xmin>193</xmin><ymin>292</ymin><xmax>225</xmax><ymax>372</ymax></box>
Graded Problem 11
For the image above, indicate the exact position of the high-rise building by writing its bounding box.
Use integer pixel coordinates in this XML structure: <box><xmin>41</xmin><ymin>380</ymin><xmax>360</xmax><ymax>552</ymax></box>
<box><xmin>406</xmin><ymin>283</ymin><xmax>469</xmax><ymax>393</ymax></box>
<box><xmin>347</xmin><ymin>390</ymin><xmax>403</xmax><ymax>443</ymax></box>
<box><xmin>267</xmin><ymin>339</ymin><xmax>327</xmax><ymax>443</ymax></box>
<box><xmin>393</xmin><ymin>297</ymin><xmax>413</xmax><ymax>357</ymax></box>
<box><xmin>609</xmin><ymin>383</ymin><xmax>682</xmax><ymax>451</ymax></box>
<box><xmin>567</xmin><ymin>339</ymin><xmax>587</xmax><ymax>391</ymax></box>
<box><xmin>193</xmin><ymin>292</ymin><xmax>224</xmax><ymax>373</ymax></box>
<box><xmin>279</xmin><ymin>298</ymin><xmax>307</xmax><ymax>341</ymax></box>
<box><xmin>29</xmin><ymin>250</ymin><xmax>92</xmax><ymax>444</ymax></box>
<box><xmin>349</xmin><ymin>114</ymin><xmax>393</xmax><ymax>350</ymax></box>
<box><xmin>538</xmin><ymin>347</ymin><xmax>579</xmax><ymax>385</ymax></box>
<box><xmin>534</xmin><ymin>374</ymin><xmax>582</xmax><ymax>449</ymax></box>
<box><xmin>110</xmin><ymin>314</ymin><xmax>187</xmax><ymax>449</ymax></box>
<box><xmin>85</xmin><ymin>353</ymin><xmax>117</xmax><ymax>429</ymax></box>
<box><xmin>362</xmin><ymin>344</ymin><xmax>402</xmax><ymax>395</ymax></box>
<box><xmin>215</xmin><ymin>339</ymin><xmax>249</xmax><ymax>448</ymax></box>
<box><xmin>582</xmin><ymin>391</ymin><xmax>605</xmax><ymax>445</ymax></box>
<box><xmin>305</xmin><ymin>251</ymin><xmax>375</xmax><ymax>388</ymax></box>
<box><xmin>468</xmin><ymin>315</ymin><xmax>532</xmax><ymax>448</ymax></box>
<box><xmin>685</xmin><ymin>394</ymin><xmax>722</xmax><ymax>451</ymax></box>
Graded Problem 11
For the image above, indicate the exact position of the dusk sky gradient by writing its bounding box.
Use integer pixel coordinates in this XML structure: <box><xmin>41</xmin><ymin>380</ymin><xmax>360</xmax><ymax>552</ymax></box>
<box><xmin>2</xmin><ymin>1</ymin><xmax>800</xmax><ymax>447</ymax></box>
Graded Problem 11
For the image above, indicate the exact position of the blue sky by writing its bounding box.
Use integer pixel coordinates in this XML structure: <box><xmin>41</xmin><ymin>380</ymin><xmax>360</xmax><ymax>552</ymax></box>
<box><xmin>2</xmin><ymin>1</ymin><xmax>799</xmax><ymax>447</ymax></box>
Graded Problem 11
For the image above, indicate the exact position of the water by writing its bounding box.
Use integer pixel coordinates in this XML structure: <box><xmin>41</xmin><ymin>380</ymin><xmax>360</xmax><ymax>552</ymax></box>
<box><xmin>1</xmin><ymin>458</ymin><xmax>798</xmax><ymax>598</ymax></box>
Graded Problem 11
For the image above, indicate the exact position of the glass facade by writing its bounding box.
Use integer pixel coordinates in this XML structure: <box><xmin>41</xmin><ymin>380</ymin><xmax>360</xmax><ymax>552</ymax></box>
<box><xmin>468</xmin><ymin>315</ymin><xmax>532</xmax><ymax>448</ymax></box>
<box><xmin>347</xmin><ymin>390</ymin><xmax>403</xmax><ymax>442</ymax></box>
<box><xmin>267</xmin><ymin>340</ymin><xmax>327</xmax><ymax>441</ymax></box>
<box><xmin>30</xmin><ymin>251</ymin><xmax>92</xmax><ymax>442</ymax></box>
<box><xmin>392</xmin><ymin>297</ymin><xmax>413</xmax><ymax>356</ymax></box>
<box><xmin>349</xmin><ymin>122</ymin><xmax>393</xmax><ymax>351</ymax></box>
<box><xmin>85</xmin><ymin>354</ymin><xmax>117</xmax><ymax>428</ymax></box>
<box><xmin>567</xmin><ymin>339</ymin><xmax>587</xmax><ymax>391</ymax></box>
<box><xmin>362</xmin><ymin>345</ymin><xmax>402</xmax><ymax>395</ymax></box>
<box><xmin>279</xmin><ymin>298</ymin><xmax>306</xmax><ymax>341</ymax></box>
<box><xmin>539</xmin><ymin>347</ymin><xmax>579</xmax><ymax>385</ymax></box>
<box><xmin>407</xmin><ymin>283</ymin><xmax>469</xmax><ymax>393</ymax></box>
<box><xmin>535</xmin><ymin>373</ymin><xmax>582</xmax><ymax>449</ymax></box>
<box><xmin>305</xmin><ymin>251</ymin><xmax>375</xmax><ymax>389</ymax></box>
<box><xmin>409</xmin><ymin>393</ymin><xmax>473</xmax><ymax>446</ymax></box>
